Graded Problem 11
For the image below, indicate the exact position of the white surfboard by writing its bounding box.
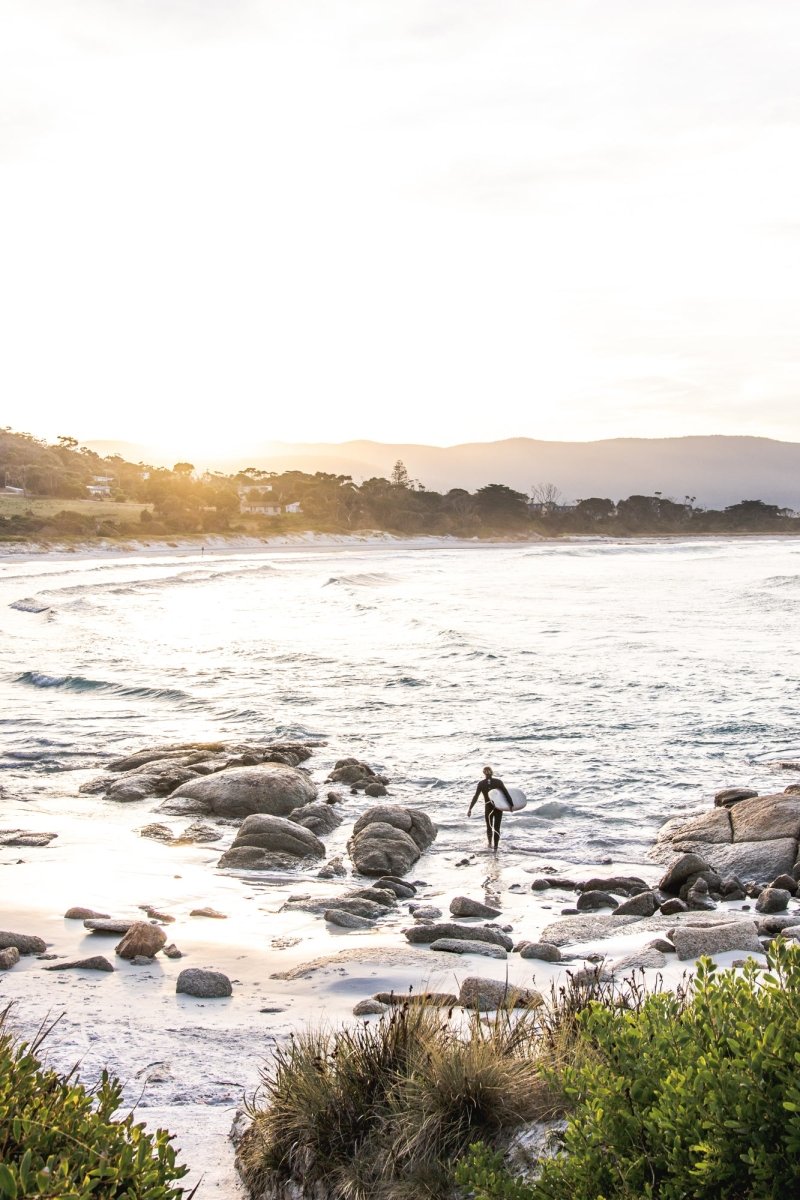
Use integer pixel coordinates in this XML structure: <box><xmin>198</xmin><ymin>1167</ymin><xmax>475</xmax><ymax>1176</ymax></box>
<box><xmin>488</xmin><ymin>786</ymin><xmax>527</xmax><ymax>812</ymax></box>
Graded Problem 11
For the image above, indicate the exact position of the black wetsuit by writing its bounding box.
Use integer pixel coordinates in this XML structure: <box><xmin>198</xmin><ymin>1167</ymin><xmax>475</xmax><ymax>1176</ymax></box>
<box><xmin>469</xmin><ymin>776</ymin><xmax>513</xmax><ymax>848</ymax></box>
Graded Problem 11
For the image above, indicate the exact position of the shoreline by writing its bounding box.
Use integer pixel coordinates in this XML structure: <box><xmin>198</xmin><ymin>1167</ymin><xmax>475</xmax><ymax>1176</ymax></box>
<box><xmin>2</xmin><ymin>528</ymin><xmax>800</xmax><ymax>565</ymax></box>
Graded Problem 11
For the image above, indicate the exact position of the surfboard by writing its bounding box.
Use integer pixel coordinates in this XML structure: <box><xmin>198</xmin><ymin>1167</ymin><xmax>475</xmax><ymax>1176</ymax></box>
<box><xmin>488</xmin><ymin>786</ymin><xmax>527</xmax><ymax>812</ymax></box>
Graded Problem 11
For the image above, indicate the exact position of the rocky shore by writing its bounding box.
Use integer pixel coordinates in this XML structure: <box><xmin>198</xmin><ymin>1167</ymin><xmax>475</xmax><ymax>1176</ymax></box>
<box><xmin>2</xmin><ymin>740</ymin><xmax>799</xmax><ymax>1196</ymax></box>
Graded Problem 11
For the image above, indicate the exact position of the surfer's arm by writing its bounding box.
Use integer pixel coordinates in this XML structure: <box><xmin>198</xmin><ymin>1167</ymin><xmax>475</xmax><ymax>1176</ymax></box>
<box><xmin>467</xmin><ymin>785</ymin><xmax>481</xmax><ymax>814</ymax></box>
<box><xmin>494</xmin><ymin>779</ymin><xmax>513</xmax><ymax>802</ymax></box>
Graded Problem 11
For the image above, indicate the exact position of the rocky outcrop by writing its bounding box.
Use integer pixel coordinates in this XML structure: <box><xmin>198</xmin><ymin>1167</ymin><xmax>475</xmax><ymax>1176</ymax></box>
<box><xmin>64</xmin><ymin>907</ymin><xmax>110</xmax><ymax>920</ymax></box>
<box><xmin>327</xmin><ymin>758</ymin><xmax>389</xmax><ymax>793</ymax></box>
<box><xmin>0</xmin><ymin>947</ymin><xmax>20</xmax><ymax>970</ymax></box>
<box><xmin>218</xmin><ymin>813</ymin><xmax>325</xmax><ymax>870</ymax></box>
<box><xmin>348</xmin><ymin>805</ymin><xmax>436</xmax><ymax>877</ymax></box>
<box><xmin>653</xmin><ymin>792</ymin><xmax>800</xmax><ymax>884</ymax></box>
<box><xmin>516</xmin><ymin>941</ymin><xmax>561</xmax><ymax>962</ymax></box>
<box><xmin>324</xmin><ymin>909</ymin><xmax>374</xmax><ymax>930</ymax></box>
<box><xmin>161</xmin><ymin>764</ymin><xmax>316</xmax><ymax>819</ymax></box>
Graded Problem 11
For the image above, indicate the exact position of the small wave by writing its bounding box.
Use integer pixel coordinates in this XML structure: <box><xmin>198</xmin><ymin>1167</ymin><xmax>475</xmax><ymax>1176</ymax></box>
<box><xmin>14</xmin><ymin>671</ymin><xmax>195</xmax><ymax>704</ymax></box>
<box><xmin>323</xmin><ymin>572</ymin><xmax>395</xmax><ymax>588</ymax></box>
<box><xmin>9</xmin><ymin>598</ymin><xmax>50</xmax><ymax>613</ymax></box>
<box><xmin>385</xmin><ymin>676</ymin><xmax>427</xmax><ymax>688</ymax></box>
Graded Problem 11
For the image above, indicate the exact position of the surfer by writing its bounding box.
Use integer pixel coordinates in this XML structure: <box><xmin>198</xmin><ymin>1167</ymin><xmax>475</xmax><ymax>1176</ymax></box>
<box><xmin>467</xmin><ymin>766</ymin><xmax>513</xmax><ymax>851</ymax></box>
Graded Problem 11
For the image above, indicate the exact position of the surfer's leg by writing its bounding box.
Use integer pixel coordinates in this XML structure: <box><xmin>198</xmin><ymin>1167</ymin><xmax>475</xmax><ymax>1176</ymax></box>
<box><xmin>492</xmin><ymin>808</ymin><xmax>502</xmax><ymax>850</ymax></box>
<box><xmin>484</xmin><ymin>804</ymin><xmax>493</xmax><ymax>846</ymax></box>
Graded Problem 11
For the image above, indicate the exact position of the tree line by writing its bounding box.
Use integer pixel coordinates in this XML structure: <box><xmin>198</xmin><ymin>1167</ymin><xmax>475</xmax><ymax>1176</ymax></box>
<box><xmin>0</xmin><ymin>427</ymin><xmax>797</xmax><ymax>540</ymax></box>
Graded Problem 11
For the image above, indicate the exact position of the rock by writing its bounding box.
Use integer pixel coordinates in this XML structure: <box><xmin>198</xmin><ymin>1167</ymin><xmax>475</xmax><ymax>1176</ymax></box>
<box><xmin>79</xmin><ymin>775</ymin><xmax>118</xmax><ymax>794</ymax></box>
<box><xmin>430</xmin><ymin>938</ymin><xmax>508</xmax><ymax>959</ymax></box>
<box><xmin>115</xmin><ymin>922</ymin><xmax>168</xmax><ymax>960</ymax></box>
<box><xmin>685</xmin><ymin>883</ymin><xmax>717</xmax><ymax>912</ymax></box>
<box><xmin>404</xmin><ymin>922</ymin><xmax>513</xmax><ymax>951</ymax></box>
<box><xmin>353</xmin><ymin>999</ymin><xmax>387</xmax><ymax>1016</ymax></box>
<box><xmin>373</xmin><ymin>991</ymin><xmax>458</xmax><ymax>1007</ymax></box>
<box><xmin>516</xmin><ymin>941</ymin><xmax>561</xmax><ymax>962</ymax></box>
<box><xmin>0</xmin><ymin>947</ymin><xmax>20</xmax><ymax>970</ymax></box>
<box><xmin>715</xmin><ymin>787</ymin><xmax>758</xmax><ymax>807</ymax></box>
<box><xmin>325</xmin><ymin>898</ymin><xmax>387</xmax><ymax>920</ymax></box>
<box><xmin>327</xmin><ymin>758</ymin><xmax>387</xmax><ymax>788</ymax></box>
<box><xmin>289</xmin><ymin>803</ymin><xmax>342</xmax><ymax>837</ymax></box>
<box><xmin>610</xmin><ymin>947</ymin><xmax>667</xmax><ymax>972</ymax></box>
<box><xmin>0</xmin><ymin>931</ymin><xmax>46</xmax><ymax>955</ymax></box>
<box><xmin>84</xmin><ymin>919</ymin><xmax>137</xmax><ymax>934</ymax></box>
<box><xmin>755</xmin><ymin>887</ymin><xmax>791</xmax><ymax>914</ymax></box>
<box><xmin>138</xmin><ymin>824</ymin><xmax>176</xmax><ymax>842</ymax></box>
<box><xmin>375</xmin><ymin>877</ymin><xmax>417</xmax><ymax>898</ymax></box>
<box><xmin>324</xmin><ymin>909</ymin><xmax>375</xmax><ymax>930</ymax></box>
<box><xmin>344</xmin><ymin>888</ymin><xmax>396</xmax><ymax>908</ymax></box>
<box><xmin>218</xmin><ymin>813</ymin><xmax>325</xmax><ymax>870</ymax></box>
<box><xmin>647</xmin><ymin>938</ymin><xmax>676</xmax><ymax>953</ymax></box>
<box><xmin>571</xmin><ymin>966</ymin><xmax>614</xmax><ymax>985</ymax></box>
<box><xmin>190</xmin><ymin>907</ymin><xmax>227</xmax><ymax>919</ymax></box>
<box><xmin>613</xmin><ymin>891</ymin><xmax>659</xmax><ymax>917</ymax></box>
<box><xmin>176</xmin><ymin>968</ymin><xmax>233</xmax><ymax>998</ymax></box>
<box><xmin>107</xmin><ymin>776</ymin><xmax>167</xmax><ymax>803</ymax></box>
<box><xmin>130</xmin><ymin>955</ymin><xmax>154</xmax><ymax>965</ymax></box>
<box><xmin>326</xmin><ymin>791</ymin><xmax>344</xmax><ymax>803</ymax></box>
<box><xmin>579</xmin><ymin>876</ymin><xmax>649</xmax><ymax>896</ymax></box>
<box><xmin>538</xmin><ymin>914</ymin><xmax>640</xmax><ymax>947</ymax></box>
<box><xmin>458</xmin><ymin>977</ymin><xmax>543</xmax><ymax>1011</ymax></box>
<box><xmin>163</xmin><ymin>944</ymin><xmax>183</xmax><ymax>959</ymax></box>
<box><xmin>771</xmin><ymin>873</ymin><xmax>798</xmax><ymax>894</ymax></box>
<box><xmin>694</xmin><ymin>840</ymin><xmax>798</xmax><ymax>884</ymax></box>
<box><xmin>42</xmin><ymin>955</ymin><xmax>115</xmax><ymax>974</ymax></box>
<box><xmin>730</xmin><ymin>793</ymin><xmax>800</xmax><ymax>842</ymax></box>
<box><xmin>64</xmin><ymin>907</ymin><xmax>110</xmax><ymax>920</ymax></box>
<box><xmin>786</xmin><ymin>784</ymin><xmax>800</xmax><ymax>796</ymax></box>
<box><xmin>317</xmin><ymin>855</ymin><xmax>347</xmax><ymax>879</ymax></box>
<box><xmin>671</xmin><ymin>920</ymin><xmax>764</xmax><ymax>961</ymax></box>
<box><xmin>181</xmin><ymin>821</ymin><xmax>223</xmax><ymax>843</ymax></box>
<box><xmin>449</xmin><ymin>896</ymin><xmax>502</xmax><ymax>918</ymax></box>
<box><xmin>107</xmin><ymin>746</ymin><xmax>224</xmax><ymax>773</ymax></box>
<box><xmin>756</xmin><ymin>913</ymin><xmax>800</xmax><ymax>934</ymax></box>
<box><xmin>412</xmin><ymin>905</ymin><xmax>443</xmax><ymax>920</ymax></box>
<box><xmin>659</xmin><ymin>853</ymin><xmax>712</xmax><ymax>893</ymax></box>
<box><xmin>364</xmin><ymin>782</ymin><xmax>388</xmax><ymax>798</ymax></box>
<box><xmin>660</xmin><ymin>898</ymin><xmax>689</xmax><ymax>915</ymax></box>
<box><xmin>576</xmin><ymin>890</ymin><xmax>619</xmax><ymax>912</ymax></box>
<box><xmin>0</xmin><ymin>830</ymin><xmax>58</xmax><ymax>847</ymax></box>
<box><xmin>658</xmin><ymin>808</ymin><xmax>733</xmax><ymax>845</ymax></box>
<box><xmin>349</xmin><ymin>806</ymin><xmax>437</xmax><ymax>877</ymax></box>
<box><xmin>161</xmin><ymin>764</ymin><xmax>316</xmax><ymax>819</ymax></box>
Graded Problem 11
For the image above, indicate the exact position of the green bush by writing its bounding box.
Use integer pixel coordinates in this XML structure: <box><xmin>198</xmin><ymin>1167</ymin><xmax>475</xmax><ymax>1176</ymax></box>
<box><xmin>458</xmin><ymin>941</ymin><xmax>800</xmax><ymax>1200</ymax></box>
<box><xmin>0</xmin><ymin>1012</ymin><xmax>188</xmax><ymax>1199</ymax></box>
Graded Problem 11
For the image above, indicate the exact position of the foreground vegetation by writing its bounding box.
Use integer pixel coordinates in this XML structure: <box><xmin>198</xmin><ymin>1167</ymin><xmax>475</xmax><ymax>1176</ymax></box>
<box><xmin>2</xmin><ymin>426</ymin><xmax>798</xmax><ymax>542</ymax></box>
<box><xmin>240</xmin><ymin>943</ymin><xmax>800</xmax><ymax>1200</ymax></box>
<box><xmin>0</xmin><ymin>1010</ymin><xmax>188</xmax><ymax>1199</ymax></box>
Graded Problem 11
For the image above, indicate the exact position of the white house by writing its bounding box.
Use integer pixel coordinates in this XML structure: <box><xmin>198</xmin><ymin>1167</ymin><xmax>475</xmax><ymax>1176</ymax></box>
<box><xmin>241</xmin><ymin>501</ymin><xmax>283</xmax><ymax>516</ymax></box>
<box><xmin>86</xmin><ymin>475</ymin><xmax>113</xmax><ymax>498</ymax></box>
<box><xmin>284</xmin><ymin>501</ymin><xmax>303</xmax><ymax>514</ymax></box>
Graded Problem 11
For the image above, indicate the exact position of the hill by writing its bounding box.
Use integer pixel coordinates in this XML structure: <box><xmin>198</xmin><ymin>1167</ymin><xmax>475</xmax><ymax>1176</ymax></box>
<box><xmin>85</xmin><ymin>435</ymin><xmax>800</xmax><ymax>509</ymax></box>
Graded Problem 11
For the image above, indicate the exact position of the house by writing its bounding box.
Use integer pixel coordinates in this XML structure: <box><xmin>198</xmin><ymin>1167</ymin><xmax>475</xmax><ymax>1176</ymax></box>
<box><xmin>284</xmin><ymin>501</ymin><xmax>303</xmax><ymax>515</ymax></box>
<box><xmin>241</xmin><ymin>500</ymin><xmax>283</xmax><ymax>516</ymax></box>
<box><xmin>86</xmin><ymin>475</ymin><xmax>114</xmax><ymax>498</ymax></box>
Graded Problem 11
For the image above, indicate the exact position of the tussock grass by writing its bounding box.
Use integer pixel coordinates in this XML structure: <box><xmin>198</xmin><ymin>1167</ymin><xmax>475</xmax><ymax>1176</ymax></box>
<box><xmin>239</xmin><ymin>973</ymin><xmax>660</xmax><ymax>1200</ymax></box>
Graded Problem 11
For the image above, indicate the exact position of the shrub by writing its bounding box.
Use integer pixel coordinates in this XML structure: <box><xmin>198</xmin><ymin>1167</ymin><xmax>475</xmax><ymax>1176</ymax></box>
<box><xmin>457</xmin><ymin>941</ymin><xmax>800</xmax><ymax>1200</ymax></box>
<box><xmin>0</xmin><ymin>1010</ymin><xmax>188</xmax><ymax>1199</ymax></box>
<box><xmin>239</xmin><ymin>1002</ymin><xmax>560</xmax><ymax>1200</ymax></box>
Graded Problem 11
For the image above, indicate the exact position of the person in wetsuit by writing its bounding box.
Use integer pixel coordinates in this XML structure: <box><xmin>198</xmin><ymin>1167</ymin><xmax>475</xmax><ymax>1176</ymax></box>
<box><xmin>467</xmin><ymin>766</ymin><xmax>513</xmax><ymax>850</ymax></box>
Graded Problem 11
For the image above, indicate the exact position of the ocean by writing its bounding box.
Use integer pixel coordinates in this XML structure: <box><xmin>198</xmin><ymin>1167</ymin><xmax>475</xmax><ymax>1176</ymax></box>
<box><xmin>3</xmin><ymin>536</ymin><xmax>800</xmax><ymax>866</ymax></box>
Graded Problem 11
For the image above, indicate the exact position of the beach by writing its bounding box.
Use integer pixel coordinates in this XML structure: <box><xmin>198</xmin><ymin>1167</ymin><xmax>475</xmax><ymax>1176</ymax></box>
<box><xmin>2</xmin><ymin>536</ymin><xmax>799</xmax><ymax>1194</ymax></box>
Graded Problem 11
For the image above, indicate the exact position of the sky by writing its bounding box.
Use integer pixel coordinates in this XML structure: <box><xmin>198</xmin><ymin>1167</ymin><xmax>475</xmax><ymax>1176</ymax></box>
<box><xmin>2</xmin><ymin>0</ymin><xmax>800</xmax><ymax>459</ymax></box>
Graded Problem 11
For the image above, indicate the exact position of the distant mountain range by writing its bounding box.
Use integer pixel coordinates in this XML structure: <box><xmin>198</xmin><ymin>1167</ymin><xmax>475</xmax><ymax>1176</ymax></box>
<box><xmin>85</xmin><ymin>435</ymin><xmax>800</xmax><ymax>510</ymax></box>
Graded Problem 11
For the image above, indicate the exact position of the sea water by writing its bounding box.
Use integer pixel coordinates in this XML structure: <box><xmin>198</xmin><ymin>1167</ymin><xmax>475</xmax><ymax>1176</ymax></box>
<box><xmin>3</xmin><ymin>536</ymin><xmax>800</xmax><ymax>866</ymax></box>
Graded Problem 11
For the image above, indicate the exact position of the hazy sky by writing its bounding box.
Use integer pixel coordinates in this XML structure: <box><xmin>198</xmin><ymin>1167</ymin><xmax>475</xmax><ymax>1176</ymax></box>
<box><xmin>3</xmin><ymin>1</ymin><xmax>800</xmax><ymax>457</ymax></box>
